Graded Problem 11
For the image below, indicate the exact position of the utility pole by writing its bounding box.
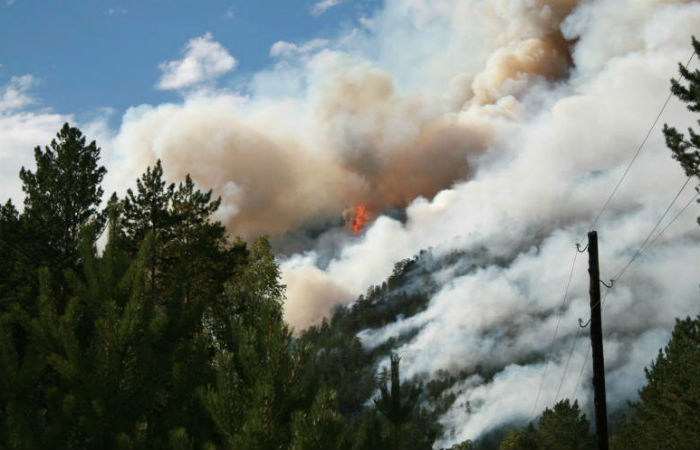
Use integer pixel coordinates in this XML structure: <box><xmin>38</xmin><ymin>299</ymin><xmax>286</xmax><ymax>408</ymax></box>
<box><xmin>587</xmin><ymin>231</ymin><xmax>609</xmax><ymax>450</ymax></box>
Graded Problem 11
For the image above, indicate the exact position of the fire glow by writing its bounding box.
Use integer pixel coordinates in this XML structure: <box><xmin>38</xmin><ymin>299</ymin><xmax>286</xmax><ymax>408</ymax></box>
<box><xmin>349</xmin><ymin>205</ymin><xmax>369</xmax><ymax>235</ymax></box>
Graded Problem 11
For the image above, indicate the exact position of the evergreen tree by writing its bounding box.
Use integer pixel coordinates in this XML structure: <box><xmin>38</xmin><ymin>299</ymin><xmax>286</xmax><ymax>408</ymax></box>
<box><xmin>536</xmin><ymin>399</ymin><xmax>594</xmax><ymax>450</ymax></box>
<box><xmin>498</xmin><ymin>424</ymin><xmax>537</xmax><ymax>450</ymax></box>
<box><xmin>290</xmin><ymin>389</ymin><xmax>346</xmax><ymax>450</ymax></box>
<box><xmin>374</xmin><ymin>354</ymin><xmax>421</xmax><ymax>450</ymax></box>
<box><xmin>1</xmin><ymin>221</ymin><xmax>150</xmax><ymax>449</ymax></box>
<box><xmin>122</xmin><ymin>162</ymin><xmax>233</xmax><ymax>307</ymax></box>
<box><xmin>123</xmin><ymin>160</ymin><xmax>174</xmax><ymax>249</ymax></box>
<box><xmin>19</xmin><ymin>123</ymin><xmax>106</xmax><ymax>276</ymax></box>
<box><xmin>663</xmin><ymin>36</ymin><xmax>700</xmax><ymax>223</ymax></box>
<box><xmin>0</xmin><ymin>200</ymin><xmax>21</xmax><ymax>311</ymax></box>
<box><xmin>201</xmin><ymin>237</ymin><xmax>307</xmax><ymax>450</ymax></box>
<box><xmin>0</xmin><ymin>288</ymin><xmax>46</xmax><ymax>450</ymax></box>
<box><xmin>167</xmin><ymin>174</ymin><xmax>230</xmax><ymax>304</ymax></box>
<box><xmin>497</xmin><ymin>400</ymin><xmax>593</xmax><ymax>450</ymax></box>
<box><xmin>0</xmin><ymin>211</ymin><xmax>220</xmax><ymax>449</ymax></box>
<box><xmin>351</xmin><ymin>410</ymin><xmax>387</xmax><ymax>450</ymax></box>
<box><xmin>448</xmin><ymin>439</ymin><xmax>474</xmax><ymax>450</ymax></box>
<box><xmin>122</xmin><ymin>160</ymin><xmax>175</xmax><ymax>299</ymax></box>
<box><xmin>611</xmin><ymin>316</ymin><xmax>700</xmax><ymax>450</ymax></box>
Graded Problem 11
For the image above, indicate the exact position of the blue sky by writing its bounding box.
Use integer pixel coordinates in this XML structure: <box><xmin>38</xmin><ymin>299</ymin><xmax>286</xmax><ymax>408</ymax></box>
<box><xmin>0</xmin><ymin>0</ymin><xmax>375</xmax><ymax>122</ymax></box>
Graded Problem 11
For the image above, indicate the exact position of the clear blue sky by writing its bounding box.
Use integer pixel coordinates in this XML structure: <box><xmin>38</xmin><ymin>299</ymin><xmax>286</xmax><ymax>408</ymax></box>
<box><xmin>0</xmin><ymin>0</ymin><xmax>375</xmax><ymax>122</ymax></box>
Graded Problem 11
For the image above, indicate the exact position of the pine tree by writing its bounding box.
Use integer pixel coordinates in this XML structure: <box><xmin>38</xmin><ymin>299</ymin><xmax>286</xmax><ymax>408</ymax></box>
<box><xmin>536</xmin><ymin>399</ymin><xmax>594</xmax><ymax>450</ymax></box>
<box><xmin>167</xmin><ymin>174</ymin><xmax>229</xmax><ymax>304</ymax></box>
<box><xmin>663</xmin><ymin>36</ymin><xmax>700</xmax><ymax>224</ymax></box>
<box><xmin>0</xmin><ymin>200</ymin><xmax>21</xmax><ymax>311</ymax></box>
<box><xmin>374</xmin><ymin>354</ymin><xmax>421</xmax><ymax>450</ymax></box>
<box><xmin>290</xmin><ymin>389</ymin><xmax>346</xmax><ymax>450</ymax></box>
<box><xmin>0</xmin><ymin>211</ymin><xmax>219</xmax><ymax>449</ymax></box>
<box><xmin>611</xmin><ymin>316</ymin><xmax>700</xmax><ymax>450</ymax></box>
<box><xmin>497</xmin><ymin>400</ymin><xmax>593</xmax><ymax>450</ymax></box>
<box><xmin>499</xmin><ymin>424</ymin><xmax>537</xmax><ymax>450</ymax></box>
<box><xmin>0</xmin><ymin>289</ymin><xmax>46</xmax><ymax>449</ymax></box>
<box><xmin>201</xmin><ymin>237</ymin><xmax>307</xmax><ymax>450</ymax></box>
<box><xmin>122</xmin><ymin>160</ymin><xmax>175</xmax><ymax>300</ymax></box>
<box><xmin>19</xmin><ymin>123</ymin><xmax>106</xmax><ymax>276</ymax></box>
<box><xmin>123</xmin><ymin>160</ymin><xmax>174</xmax><ymax>248</ymax></box>
<box><xmin>122</xmin><ymin>162</ymin><xmax>233</xmax><ymax>308</ymax></box>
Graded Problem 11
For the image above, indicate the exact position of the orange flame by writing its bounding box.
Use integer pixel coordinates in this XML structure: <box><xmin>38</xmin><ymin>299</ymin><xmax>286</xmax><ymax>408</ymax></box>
<box><xmin>350</xmin><ymin>204</ymin><xmax>369</xmax><ymax>235</ymax></box>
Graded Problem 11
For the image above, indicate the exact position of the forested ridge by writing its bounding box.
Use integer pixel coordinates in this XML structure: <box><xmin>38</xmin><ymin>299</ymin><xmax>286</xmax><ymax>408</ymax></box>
<box><xmin>1</xmin><ymin>40</ymin><xmax>700</xmax><ymax>450</ymax></box>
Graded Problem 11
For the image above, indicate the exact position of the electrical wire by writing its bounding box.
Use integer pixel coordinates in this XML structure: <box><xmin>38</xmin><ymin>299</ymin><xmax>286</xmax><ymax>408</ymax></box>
<box><xmin>588</xmin><ymin>51</ymin><xmax>696</xmax><ymax>232</ymax></box>
<box><xmin>529</xmin><ymin>250</ymin><xmax>580</xmax><ymax>421</ymax></box>
<box><xmin>572</xmin><ymin>191</ymin><xmax>697</xmax><ymax>401</ymax></box>
<box><xmin>613</xmin><ymin>189</ymin><xmax>699</xmax><ymax>283</ymax></box>
<box><xmin>554</xmin><ymin>320</ymin><xmax>585</xmax><ymax>403</ymax></box>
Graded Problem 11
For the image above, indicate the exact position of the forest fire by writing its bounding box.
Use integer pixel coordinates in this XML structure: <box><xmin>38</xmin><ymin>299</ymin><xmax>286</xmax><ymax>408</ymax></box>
<box><xmin>348</xmin><ymin>204</ymin><xmax>370</xmax><ymax>235</ymax></box>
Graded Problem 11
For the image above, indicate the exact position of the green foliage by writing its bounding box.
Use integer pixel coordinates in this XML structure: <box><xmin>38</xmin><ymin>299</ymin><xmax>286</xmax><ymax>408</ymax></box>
<box><xmin>663</xmin><ymin>36</ymin><xmax>700</xmax><ymax>223</ymax></box>
<box><xmin>449</xmin><ymin>439</ymin><xmax>474</xmax><ymax>450</ymax></box>
<box><xmin>290</xmin><ymin>389</ymin><xmax>345</xmax><ymax>450</ymax></box>
<box><xmin>497</xmin><ymin>400</ymin><xmax>593</xmax><ymax>450</ymax></box>
<box><xmin>498</xmin><ymin>425</ymin><xmax>537</xmax><ymax>450</ymax></box>
<box><xmin>611</xmin><ymin>316</ymin><xmax>700</xmax><ymax>450</ymax></box>
<box><xmin>375</xmin><ymin>354</ymin><xmax>421</xmax><ymax>428</ymax></box>
<box><xmin>351</xmin><ymin>410</ymin><xmax>387</xmax><ymax>450</ymax></box>
<box><xmin>0</xmin><ymin>218</ymin><xmax>222</xmax><ymax>449</ymax></box>
<box><xmin>0</xmin><ymin>200</ymin><xmax>21</xmax><ymax>311</ymax></box>
<box><xmin>536</xmin><ymin>400</ymin><xmax>594</xmax><ymax>450</ymax></box>
<box><xmin>374</xmin><ymin>354</ymin><xmax>425</xmax><ymax>450</ymax></box>
<box><xmin>123</xmin><ymin>159</ymin><xmax>175</xmax><ymax>249</ymax></box>
<box><xmin>201</xmin><ymin>237</ymin><xmax>308</xmax><ymax>450</ymax></box>
<box><xmin>19</xmin><ymin>123</ymin><xmax>106</xmax><ymax>273</ymax></box>
<box><xmin>0</xmin><ymin>124</ymin><xmax>107</xmax><ymax>314</ymax></box>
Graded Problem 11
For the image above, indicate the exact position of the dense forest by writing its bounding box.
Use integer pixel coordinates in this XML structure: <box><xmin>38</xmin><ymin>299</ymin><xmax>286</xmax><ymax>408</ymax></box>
<box><xmin>1</xmin><ymin>40</ymin><xmax>699</xmax><ymax>450</ymax></box>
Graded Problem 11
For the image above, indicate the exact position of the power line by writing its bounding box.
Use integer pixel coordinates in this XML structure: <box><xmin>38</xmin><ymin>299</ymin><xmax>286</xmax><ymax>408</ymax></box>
<box><xmin>646</xmin><ymin>192</ymin><xmax>699</xmax><ymax>249</ymax></box>
<box><xmin>554</xmin><ymin>320</ymin><xmax>585</xmax><ymax>403</ymax></box>
<box><xmin>535</xmin><ymin>48</ymin><xmax>696</xmax><ymax>413</ymax></box>
<box><xmin>613</xmin><ymin>188</ymin><xmax>698</xmax><ymax>282</ymax></box>
<box><xmin>572</xmin><ymin>190</ymin><xmax>697</xmax><ymax>401</ymax></box>
<box><xmin>588</xmin><ymin>51</ymin><xmax>697</xmax><ymax>232</ymax></box>
<box><xmin>529</xmin><ymin>250</ymin><xmax>580</xmax><ymax>421</ymax></box>
<box><xmin>580</xmin><ymin>177</ymin><xmax>696</xmax><ymax>316</ymax></box>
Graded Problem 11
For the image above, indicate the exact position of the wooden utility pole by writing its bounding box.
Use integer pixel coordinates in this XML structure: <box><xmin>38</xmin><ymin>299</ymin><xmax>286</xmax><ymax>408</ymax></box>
<box><xmin>587</xmin><ymin>231</ymin><xmax>609</xmax><ymax>450</ymax></box>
